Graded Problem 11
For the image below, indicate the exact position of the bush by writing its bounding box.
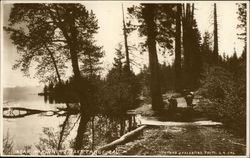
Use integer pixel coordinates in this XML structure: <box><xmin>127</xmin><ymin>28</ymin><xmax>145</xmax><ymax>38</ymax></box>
<box><xmin>198</xmin><ymin>66</ymin><xmax>246</xmax><ymax>136</ymax></box>
<box><xmin>3</xmin><ymin>131</ymin><xmax>13</xmax><ymax>155</ymax></box>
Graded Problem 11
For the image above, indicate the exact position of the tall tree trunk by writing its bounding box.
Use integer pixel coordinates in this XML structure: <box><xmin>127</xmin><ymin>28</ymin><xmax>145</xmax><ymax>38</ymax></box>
<box><xmin>70</xmin><ymin>48</ymin><xmax>81</xmax><ymax>79</ymax></box>
<box><xmin>190</xmin><ymin>3</ymin><xmax>195</xmax><ymax>88</ymax></box>
<box><xmin>69</xmin><ymin>23</ymin><xmax>81</xmax><ymax>79</ymax></box>
<box><xmin>182</xmin><ymin>4</ymin><xmax>189</xmax><ymax>89</ymax></box>
<box><xmin>182</xmin><ymin>3</ymin><xmax>193</xmax><ymax>90</ymax></box>
<box><xmin>122</xmin><ymin>4</ymin><xmax>130</xmax><ymax>71</ymax></box>
<box><xmin>62</xmin><ymin>9</ymin><xmax>90</xmax><ymax>152</ymax></box>
<box><xmin>52</xmin><ymin>6</ymin><xmax>92</xmax><ymax>152</ymax></box>
<box><xmin>191</xmin><ymin>3</ymin><xmax>194</xmax><ymax>25</ymax></box>
<box><xmin>143</xmin><ymin>4</ymin><xmax>163</xmax><ymax>111</ymax></box>
<box><xmin>213</xmin><ymin>3</ymin><xmax>219</xmax><ymax>62</ymax></box>
<box><xmin>53</xmin><ymin>5</ymin><xmax>81</xmax><ymax>79</ymax></box>
<box><xmin>174</xmin><ymin>4</ymin><xmax>182</xmax><ymax>92</ymax></box>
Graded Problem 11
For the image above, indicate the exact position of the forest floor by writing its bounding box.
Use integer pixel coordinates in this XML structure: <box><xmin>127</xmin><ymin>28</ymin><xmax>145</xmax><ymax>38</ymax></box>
<box><xmin>113</xmin><ymin>125</ymin><xmax>246</xmax><ymax>156</ymax></box>
<box><xmin>107</xmin><ymin>93</ymin><xmax>247</xmax><ymax>156</ymax></box>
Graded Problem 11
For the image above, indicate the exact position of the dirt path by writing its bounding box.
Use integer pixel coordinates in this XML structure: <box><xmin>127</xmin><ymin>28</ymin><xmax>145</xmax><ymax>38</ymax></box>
<box><xmin>113</xmin><ymin>125</ymin><xmax>246</xmax><ymax>156</ymax></box>
<box><xmin>112</xmin><ymin>93</ymin><xmax>246</xmax><ymax>156</ymax></box>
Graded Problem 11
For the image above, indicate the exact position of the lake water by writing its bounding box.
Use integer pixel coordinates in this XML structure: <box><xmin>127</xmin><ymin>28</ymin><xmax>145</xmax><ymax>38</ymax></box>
<box><xmin>3</xmin><ymin>87</ymin><xmax>140</xmax><ymax>155</ymax></box>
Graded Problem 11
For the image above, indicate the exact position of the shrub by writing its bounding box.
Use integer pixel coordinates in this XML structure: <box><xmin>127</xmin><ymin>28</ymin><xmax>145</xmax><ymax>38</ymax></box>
<box><xmin>3</xmin><ymin>131</ymin><xmax>13</xmax><ymax>155</ymax></box>
<box><xmin>198</xmin><ymin>66</ymin><xmax>246</xmax><ymax>136</ymax></box>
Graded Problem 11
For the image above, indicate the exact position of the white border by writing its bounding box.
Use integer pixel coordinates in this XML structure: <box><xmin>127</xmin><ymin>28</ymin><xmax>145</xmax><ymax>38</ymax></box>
<box><xmin>1</xmin><ymin>0</ymin><xmax>4</xmax><ymax>156</ymax></box>
<box><xmin>246</xmin><ymin>1</ymin><xmax>249</xmax><ymax>157</ymax></box>
<box><xmin>0</xmin><ymin>0</ymin><xmax>249</xmax><ymax>157</ymax></box>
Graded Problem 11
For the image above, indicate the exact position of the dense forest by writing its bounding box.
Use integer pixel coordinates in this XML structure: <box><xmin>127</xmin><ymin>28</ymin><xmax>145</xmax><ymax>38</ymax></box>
<box><xmin>4</xmin><ymin>2</ymin><xmax>247</xmax><ymax>154</ymax></box>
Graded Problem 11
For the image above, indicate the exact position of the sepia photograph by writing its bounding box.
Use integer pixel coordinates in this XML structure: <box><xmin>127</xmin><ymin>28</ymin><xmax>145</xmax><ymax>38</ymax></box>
<box><xmin>0</xmin><ymin>0</ymin><xmax>249</xmax><ymax>157</ymax></box>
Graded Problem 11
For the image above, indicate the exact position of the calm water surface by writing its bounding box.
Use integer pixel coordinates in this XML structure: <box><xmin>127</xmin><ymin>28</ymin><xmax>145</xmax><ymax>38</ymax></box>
<box><xmin>3</xmin><ymin>87</ymin><xmax>139</xmax><ymax>155</ymax></box>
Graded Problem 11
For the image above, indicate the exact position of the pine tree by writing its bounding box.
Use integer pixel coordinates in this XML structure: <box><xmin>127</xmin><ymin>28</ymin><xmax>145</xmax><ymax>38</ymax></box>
<box><xmin>174</xmin><ymin>4</ymin><xmax>182</xmax><ymax>92</ymax></box>
<box><xmin>80</xmin><ymin>40</ymin><xmax>104</xmax><ymax>78</ymax></box>
<box><xmin>5</xmin><ymin>4</ymin><xmax>100</xmax><ymax>82</ymax></box>
<box><xmin>122</xmin><ymin>4</ymin><xmax>131</xmax><ymax>72</ymax></box>
<box><xmin>190</xmin><ymin>20</ymin><xmax>202</xmax><ymax>89</ymax></box>
<box><xmin>213</xmin><ymin>3</ymin><xmax>219</xmax><ymax>62</ymax></box>
<box><xmin>103</xmin><ymin>45</ymin><xmax>140</xmax><ymax>114</ymax></box>
<box><xmin>127</xmin><ymin>4</ymin><xmax>176</xmax><ymax>110</ymax></box>
<box><xmin>182</xmin><ymin>3</ymin><xmax>202</xmax><ymax>90</ymax></box>
<box><xmin>201</xmin><ymin>31</ymin><xmax>213</xmax><ymax>65</ymax></box>
<box><xmin>142</xmin><ymin>4</ymin><xmax>163</xmax><ymax>110</ymax></box>
<box><xmin>182</xmin><ymin>3</ymin><xmax>192</xmax><ymax>90</ymax></box>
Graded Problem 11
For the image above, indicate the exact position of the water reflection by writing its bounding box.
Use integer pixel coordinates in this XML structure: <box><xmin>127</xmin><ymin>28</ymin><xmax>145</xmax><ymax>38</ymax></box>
<box><xmin>43</xmin><ymin>93</ymin><xmax>78</xmax><ymax>104</ymax></box>
<box><xmin>3</xmin><ymin>88</ymin><xmax>140</xmax><ymax>155</ymax></box>
<box><xmin>35</xmin><ymin>114</ymin><xmax>75</xmax><ymax>155</ymax></box>
<box><xmin>34</xmin><ymin>113</ymin><xmax>139</xmax><ymax>155</ymax></box>
<box><xmin>75</xmin><ymin>114</ymin><xmax>139</xmax><ymax>154</ymax></box>
<box><xmin>44</xmin><ymin>95</ymin><xmax>48</xmax><ymax>104</ymax></box>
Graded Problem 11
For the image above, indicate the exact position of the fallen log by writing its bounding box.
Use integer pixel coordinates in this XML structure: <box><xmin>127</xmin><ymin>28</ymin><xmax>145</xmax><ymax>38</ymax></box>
<box><xmin>93</xmin><ymin>125</ymin><xmax>147</xmax><ymax>155</ymax></box>
<box><xmin>229</xmin><ymin>140</ymin><xmax>246</xmax><ymax>147</ymax></box>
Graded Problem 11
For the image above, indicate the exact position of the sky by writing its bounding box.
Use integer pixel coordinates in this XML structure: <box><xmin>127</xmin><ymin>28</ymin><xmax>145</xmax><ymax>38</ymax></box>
<box><xmin>1</xmin><ymin>1</ymin><xmax>247</xmax><ymax>88</ymax></box>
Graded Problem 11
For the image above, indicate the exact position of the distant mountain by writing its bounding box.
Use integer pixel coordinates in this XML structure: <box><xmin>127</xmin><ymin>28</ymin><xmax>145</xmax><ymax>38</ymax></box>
<box><xmin>3</xmin><ymin>86</ymin><xmax>43</xmax><ymax>101</ymax></box>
